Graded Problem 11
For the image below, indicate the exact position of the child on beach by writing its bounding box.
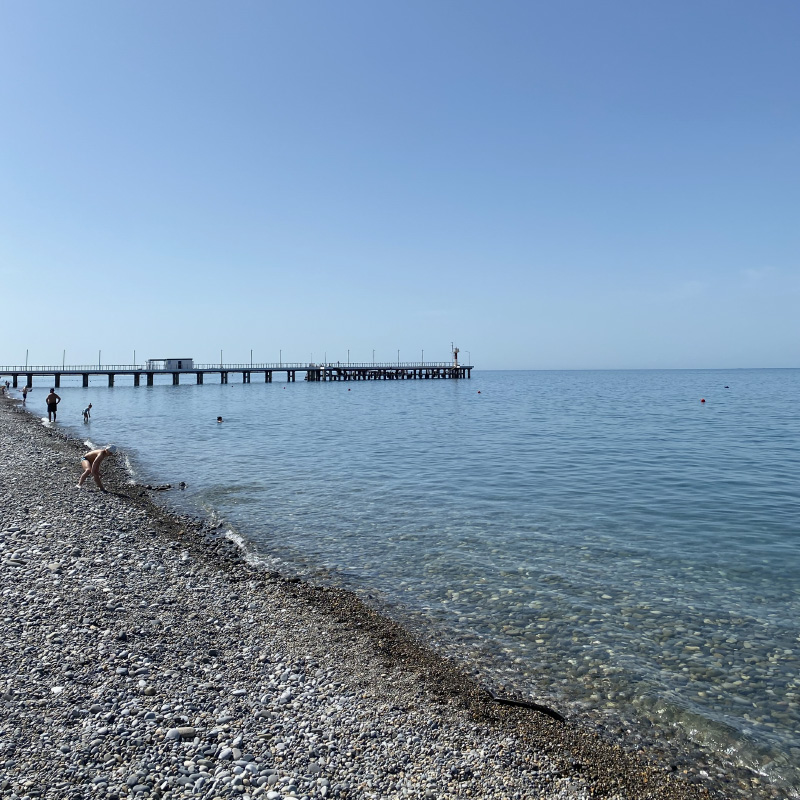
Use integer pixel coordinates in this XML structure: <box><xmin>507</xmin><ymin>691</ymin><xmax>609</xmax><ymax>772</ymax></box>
<box><xmin>77</xmin><ymin>445</ymin><xmax>117</xmax><ymax>491</ymax></box>
<box><xmin>83</xmin><ymin>403</ymin><xmax>92</xmax><ymax>422</ymax></box>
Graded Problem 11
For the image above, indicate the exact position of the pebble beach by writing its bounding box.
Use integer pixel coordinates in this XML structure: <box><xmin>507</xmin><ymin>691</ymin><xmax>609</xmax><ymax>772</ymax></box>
<box><xmin>0</xmin><ymin>396</ymin><xmax>747</xmax><ymax>800</ymax></box>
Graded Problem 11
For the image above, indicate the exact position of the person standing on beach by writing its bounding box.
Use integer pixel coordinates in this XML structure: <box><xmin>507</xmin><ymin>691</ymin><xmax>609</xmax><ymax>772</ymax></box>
<box><xmin>45</xmin><ymin>388</ymin><xmax>61</xmax><ymax>422</ymax></box>
<box><xmin>77</xmin><ymin>445</ymin><xmax>117</xmax><ymax>490</ymax></box>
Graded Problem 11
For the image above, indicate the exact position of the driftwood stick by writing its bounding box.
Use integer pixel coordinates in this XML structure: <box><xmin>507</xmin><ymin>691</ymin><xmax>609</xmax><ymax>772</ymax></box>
<box><xmin>485</xmin><ymin>688</ymin><xmax>566</xmax><ymax>722</ymax></box>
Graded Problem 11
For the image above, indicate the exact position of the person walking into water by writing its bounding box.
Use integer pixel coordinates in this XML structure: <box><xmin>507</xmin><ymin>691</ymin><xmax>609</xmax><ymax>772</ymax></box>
<box><xmin>83</xmin><ymin>403</ymin><xmax>92</xmax><ymax>423</ymax></box>
<box><xmin>22</xmin><ymin>386</ymin><xmax>29</xmax><ymax>405</ymax></box>
<box><xmin>77</xmin><ymin>445</ymin><xmax>117</xmax><ymax>491</ymax></box>
<box><xmin>45</xmin><ymin>388</ymin><xmax>60</xmax><ymax>421</ymax></box>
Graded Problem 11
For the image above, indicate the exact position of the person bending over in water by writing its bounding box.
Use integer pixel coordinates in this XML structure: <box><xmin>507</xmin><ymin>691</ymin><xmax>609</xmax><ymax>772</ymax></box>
<box><xmin>83</xmin><ymin>403</ymin><xmax>92</xmax><ymax>423</ymax></box>
<box><xmin>77</xmin><ymin>445</ymin><xmax>117</xmax><ymax>490</ymax></box>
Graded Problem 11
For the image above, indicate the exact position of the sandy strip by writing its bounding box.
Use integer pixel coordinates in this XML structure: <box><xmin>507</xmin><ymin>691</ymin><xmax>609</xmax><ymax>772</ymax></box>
<box><xmin>0</xmin><ymin>397</ymin><xmax>740</xmax><ymax>800</ymax></box>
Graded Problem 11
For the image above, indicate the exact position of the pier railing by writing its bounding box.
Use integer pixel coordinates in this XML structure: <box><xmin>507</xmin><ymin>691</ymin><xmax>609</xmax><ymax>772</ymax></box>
<box><xmin>0</xmin><ymin>362</ymin><xmax>468</xmax><ymax>372</ymax></box>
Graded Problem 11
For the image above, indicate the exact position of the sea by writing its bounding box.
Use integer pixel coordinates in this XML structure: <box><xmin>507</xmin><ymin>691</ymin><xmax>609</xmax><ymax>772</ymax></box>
<box><xmin>17</xmin><ymin>368</ymin><xmax>800</xmax><ymax>795</ymax></box>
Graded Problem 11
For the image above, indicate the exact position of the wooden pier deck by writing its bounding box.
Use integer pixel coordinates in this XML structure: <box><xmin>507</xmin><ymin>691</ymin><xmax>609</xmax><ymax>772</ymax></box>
<box><xmin>0</xmin><ymin>362</ymin><xmax>472</xmax><ymax>388</ymax></box>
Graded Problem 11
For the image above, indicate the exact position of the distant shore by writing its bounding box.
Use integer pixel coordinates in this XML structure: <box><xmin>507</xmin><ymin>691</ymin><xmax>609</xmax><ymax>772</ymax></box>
<box><xmin>0</xmin><ymin>395</ymin><xmax>752</xmax><ymax>800</ymax></box>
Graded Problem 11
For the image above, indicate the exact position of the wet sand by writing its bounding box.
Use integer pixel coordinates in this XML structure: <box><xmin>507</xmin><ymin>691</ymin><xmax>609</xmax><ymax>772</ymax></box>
<box><xmin>0</xmin><ymin>397</ymin><xmax>746</xmax><ymax>799</ymax></box>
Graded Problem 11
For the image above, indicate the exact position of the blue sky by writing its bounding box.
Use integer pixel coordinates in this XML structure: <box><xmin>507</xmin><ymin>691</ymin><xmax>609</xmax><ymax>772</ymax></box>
<box><xmin>1</xmin><ymin>1</ymin><xmax>798</xmax><ymax>369</ymax></box>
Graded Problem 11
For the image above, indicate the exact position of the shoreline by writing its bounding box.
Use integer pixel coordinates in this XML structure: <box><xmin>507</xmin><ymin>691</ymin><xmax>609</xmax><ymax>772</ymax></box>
<box><xmin>0</xmin><ymin>397</ymin><xmax>759</xmax><ymax>799</ymax></box>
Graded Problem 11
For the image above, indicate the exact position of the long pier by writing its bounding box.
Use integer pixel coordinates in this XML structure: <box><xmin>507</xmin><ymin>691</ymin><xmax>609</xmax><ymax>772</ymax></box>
<box><xmin>0</xmin><ymin>362</ymin><xmax>472</xmax><ymax>388</ymax></box>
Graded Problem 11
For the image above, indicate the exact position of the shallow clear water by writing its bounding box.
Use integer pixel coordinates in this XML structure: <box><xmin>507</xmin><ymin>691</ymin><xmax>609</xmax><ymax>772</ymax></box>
<box><xmin>19</xmin><ymin>369</ymin><xmax>800</xmax><ymax>792</ymax></box>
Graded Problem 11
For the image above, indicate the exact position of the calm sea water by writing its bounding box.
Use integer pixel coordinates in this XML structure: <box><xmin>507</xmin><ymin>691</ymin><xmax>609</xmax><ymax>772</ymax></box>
<box><xmin>19</xmin><ymin>369</ymin><xmax>800</xmax><ymax>793</ymax></box>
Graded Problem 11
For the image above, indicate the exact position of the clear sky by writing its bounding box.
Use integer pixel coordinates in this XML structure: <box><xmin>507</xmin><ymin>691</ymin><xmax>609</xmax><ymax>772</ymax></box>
<box><xmin>1</xmin><ymin>1</ymin><xmax>798</xmax><ymax>369</ymax></box>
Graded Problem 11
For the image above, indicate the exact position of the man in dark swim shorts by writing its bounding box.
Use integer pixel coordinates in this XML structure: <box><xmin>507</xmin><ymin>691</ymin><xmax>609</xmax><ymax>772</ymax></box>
<box><xmin>45</xmin><ymin>388</ymin><xmax>61</xmax><ymax>422</ymax></box>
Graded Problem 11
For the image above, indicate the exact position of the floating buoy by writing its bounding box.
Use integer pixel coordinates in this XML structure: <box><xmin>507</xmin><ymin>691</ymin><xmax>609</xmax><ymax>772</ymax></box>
<box><xmin>478</xmin><ymin>391</ymin><xmax>481</xmax><ymax>394</ymax></box>
<box><xmin>701</xmin><ymin>398</ymin><xmax>706</xmax><ymax>403</ymax></box>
